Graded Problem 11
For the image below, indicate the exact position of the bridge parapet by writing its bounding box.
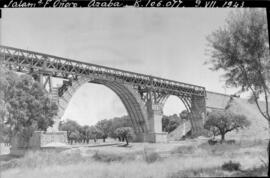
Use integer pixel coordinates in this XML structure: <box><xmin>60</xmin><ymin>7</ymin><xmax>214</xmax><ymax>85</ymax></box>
<box><xmin>206</xmin><ymin>91</ymin><xmax>231</xmax><ymax>111</ymax></box>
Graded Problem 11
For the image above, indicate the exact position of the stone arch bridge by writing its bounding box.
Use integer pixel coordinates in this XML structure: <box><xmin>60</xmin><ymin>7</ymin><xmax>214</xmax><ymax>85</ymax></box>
<box><xmin>0</xmin><ymin>46</ymin><xmax>207</xmax><ymax>142</ymax></box>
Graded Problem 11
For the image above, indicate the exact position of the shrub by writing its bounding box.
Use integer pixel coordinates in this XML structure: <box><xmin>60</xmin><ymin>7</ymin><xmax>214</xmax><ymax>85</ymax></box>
<box><xmin>225</xmin><ymin>140</ymin><xmax>236</xmax><ymax>145</ymax></box>
<box><xmin>221</xmin><ymin>161</ymin><xmax>241</xmax><ymax>171</ymax></box>
<box><xmin>172</xmin><ymin>146</ymin><xmax>195</xmax><ymax>154</ymax></box>
<box><xmin>208</xmin><ymin>139</ymin><xmax>218</xmax><ymax>145</ymax></box>
<box><xmin>198</xmin><ymin>142</ymin><xmax>241</xmax><ymax>156</ymax></box>
<box><xmin>232</xmin><ymin>164</ymin><xmax>267</xmax><ymax>177</ymax></box>
<box><xmin>0</xmin><ymin>159</ymin><xmax>19</xmax><ymax>171</ymax></box>
<box><xmin>92</xmin><ymin>151</ymin><xmax>123</xmax><ymax>162</ymax></box>
<box><xmin>143</xmin><ymin>148</ymin><xmax>161</xmax><ymax>163</ymax></box>
<box><xmin>0</xmin><ymin>150</ymin><xmax>88</xmax><ymax>170</ymax></box>
<box><xmin>169</xmin><ymin>167</ymin><xmax>226</xmax><ymax>178</ymax></box>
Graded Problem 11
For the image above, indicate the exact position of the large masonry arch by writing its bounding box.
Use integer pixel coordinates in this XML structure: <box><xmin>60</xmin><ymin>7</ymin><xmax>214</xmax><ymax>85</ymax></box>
<box><xmin>52</xmin><ymin>77</ymin><xmax>150</xmax><ymax>138</ymax></box>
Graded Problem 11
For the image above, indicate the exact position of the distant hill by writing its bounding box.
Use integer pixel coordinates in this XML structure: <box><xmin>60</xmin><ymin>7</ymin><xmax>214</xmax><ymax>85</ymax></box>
<box><xmin>168</xmin><ymin>92</ymin><xmax>269</xmax><ymax>140</ymax></box>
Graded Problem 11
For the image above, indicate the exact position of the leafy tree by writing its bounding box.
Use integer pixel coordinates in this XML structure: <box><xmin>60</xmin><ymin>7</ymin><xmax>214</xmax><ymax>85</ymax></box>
<box><xmin>96</xmin><ymin>119</ymin><xmax>112</xmax><ymax>142</ymax></box>
<box><xmin>82</xmin><ymin>125</ymin><xmax>91</xmax><ymax>144</ymax></box>
<box><xmin>0</xmin><ymin>68</ymin><xmax>58</xmax><ymax>147</ymax></box>
<box><xmin>204</xmin><ymin>110</ymin><xmax>250</xmax><ymax>142</ymax></box>
<box><xmin>0</xmin><ymin>67</ymin><xmax>10</xmax><ymax>144</ymax></box>
<box><xmin>91</xmin><ymin>126</ymin><xmax>103</xmax><ymax>142</ymax></box>
<box><xmin>206</xmin><ymin>8</ymin><xmax>270</xmax><ymax>171</ymax></box>
<box><xmin>114</xmin><ymin>127</ymin><xmax>135</xmax><ymax>145</ymax></box>
<box><xmin>59</xmin><ymin>119</ymin><xmax>105</xmax><ymax>144</ymax></box>
<box><xmin>206</xmin><ymin>9</ymin><xmax>269</xmax><ymax>124</ymax></box>
<box><xmin>109</xmin><ymin>115</ymin><xmax>133</xmax><ymax>138</ymax></box>
<box><xmin>69</xmin><ymin>130</ymin><xmax>80</xmax><ymax>144</ymax></box>
<box><xmin>180</xmin><ymin>110</ymin><xmax>189</xmax><ymax>121</ymax></box>
<box><xmin>59</xmin><ymin>119</ymin><xmax>80</xmax><ymax>144</ymax></box>
<box><xmin>162</xmin><ymin>114</ymin><xmax>181</xmax><ymax>133</ymax></box>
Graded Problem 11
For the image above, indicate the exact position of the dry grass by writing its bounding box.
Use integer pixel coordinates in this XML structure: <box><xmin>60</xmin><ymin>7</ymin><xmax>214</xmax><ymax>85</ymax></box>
<box><xmin>1</xmin><ymin>139</ymin><xmax>268</xmax><ymax>178</ymax></box>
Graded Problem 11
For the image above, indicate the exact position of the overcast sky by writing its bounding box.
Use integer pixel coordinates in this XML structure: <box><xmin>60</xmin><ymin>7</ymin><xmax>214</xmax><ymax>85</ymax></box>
<box><xmin>1</xmin><ymin>8</ymin><xmax>246</xmax><ymax>126</ymax></box>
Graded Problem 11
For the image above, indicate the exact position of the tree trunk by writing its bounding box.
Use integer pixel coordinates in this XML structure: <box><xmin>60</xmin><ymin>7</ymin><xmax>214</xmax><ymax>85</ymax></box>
<box><xmin>221</xmin><ymin>133</ymin><xmax>225</xmax><ymax>143</ymax></box>
<box><xmin>125</xmin><ymin>137</ymin><xmax>129</xmax><ymax>145</ymax></box>
<box><xmin>103</xmin><ymin>137</ymin><xmax>105</xmax><ymax>142</ymax></box>
<box><xmin>183</xmin><ymin>122</ymin><xmax>186</xmax><ymax>136</ymax></box>
<box><xmin>267</xmin><ymin>121</ymin><xmax>270</xmax><ymax>177</ymax></box>
<box><xmin>267</xmin><ymin>140</ymin><xmax>270</xmax><ymax>177</ymax></box>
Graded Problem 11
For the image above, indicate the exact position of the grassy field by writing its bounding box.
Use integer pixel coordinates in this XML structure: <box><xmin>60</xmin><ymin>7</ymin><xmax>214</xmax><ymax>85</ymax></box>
<box><xmin>0</xmin><ymin>138</ymin><xmax>268</xmax><ymax>178</ymax></box>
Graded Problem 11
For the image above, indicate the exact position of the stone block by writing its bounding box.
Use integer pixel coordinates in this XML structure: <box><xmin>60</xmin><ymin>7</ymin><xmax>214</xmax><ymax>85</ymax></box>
<box><xmin>134</xmin><ymin>132</ymin><xmax>168</xmax><ymax>143</ymax></box>
<box><xmin>10</xmin><ymin>131</ymin><xmax>68</xmax><ymax>156</ymax></box>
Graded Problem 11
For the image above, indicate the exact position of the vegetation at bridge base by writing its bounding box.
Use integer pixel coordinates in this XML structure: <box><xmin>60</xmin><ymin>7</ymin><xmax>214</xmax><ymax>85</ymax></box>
<box><xmin>59</xmin><ymin>115</ymin><xmax>134</xmax><ymax>144</ymax></box>
<box><xmin>206</xmin><ymin>8</ymin><xmax>270</xmax><ymax>175</ymax></box>
<box><xmin>0</xmin><ymin>66</ymin><xmax>58</xmax><ymax>148</ymax></box>
<box><xmin>114</xmin><ymin>127</ymin><xmax>135</xmax><ymax>145</ymax></box>
<box><xmin>162</xmin><ymin>113</ymin><xmax>184</xmax><ymax>133</ymax></box>
<box><xmin>204</xmin><ymin>110</ymin><xmax>250</xmax><ymax>143</ymax></box>
<box><xmin>59</xmin><ymin>112</ymin><xmax>186</xmax><ymax>145</ymax></box>
<box><xmin>221</xmin><ymin>160</ymin><xmax>241</xmax><ymax>172</ymax></box>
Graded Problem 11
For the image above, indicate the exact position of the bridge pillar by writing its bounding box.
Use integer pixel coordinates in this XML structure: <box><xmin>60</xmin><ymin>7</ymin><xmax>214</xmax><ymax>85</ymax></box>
<box><xmin>190</xmin><ymin>96</ymin><xmax>207</xmax><ymax>137</ymax></box>
<box><xmin>145</xmin><ymin>101</ymin><xmax>168</xmax><ymax>143</ymax></box>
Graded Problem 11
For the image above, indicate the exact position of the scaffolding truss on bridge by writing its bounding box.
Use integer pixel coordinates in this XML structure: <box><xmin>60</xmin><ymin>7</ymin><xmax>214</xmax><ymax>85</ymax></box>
<box><xmin>0</xmin><ymin>45</ymin><xmax>206</xmax><ymax>98</ymax></box>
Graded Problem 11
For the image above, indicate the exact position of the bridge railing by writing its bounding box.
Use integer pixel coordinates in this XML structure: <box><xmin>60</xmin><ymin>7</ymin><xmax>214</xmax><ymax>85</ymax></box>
<box><xmin>0</xmin><ymin>45</ymin><xmax>206</xmax><ymax>96</ymax></box>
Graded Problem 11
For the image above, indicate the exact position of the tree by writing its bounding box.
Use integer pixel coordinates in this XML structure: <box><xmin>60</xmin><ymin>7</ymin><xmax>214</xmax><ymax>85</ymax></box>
<box><xmin>162</xmin><ymin>114</ymin><xmax>181</xmax><ymax>133</ymax></box>
<box><xmin>109</xmin><ymin>115</ymin><xmax>133</xmax><ymax>139</ymax></box>
<box><xmin>0</xmin><ymin>67</ymin><xmax>10</xmax><ymax>144</ymax></box>
<box><xmin>206</xmin><ymin>9</ymin><xmax>269</xmax><ymax>124</ymax></box>
<box><xmin>69</xmin><ymin>130</ymin><xmax>80</xmax><ymax>144</ymax></box>
<box><xmin>180</xmin><ymin>110</ymin><xmax>189</xmax><ymax>121</ymax></box>
<box><xmin>206</xmin><ymin>8</ymin><xmax>270</xmax><ymax>171</ymax></box>
<box><xmin>204</xmin><ymin>110</ymin><xmax>250</xmax><ymax>142</ymax></box>
<box><xmin>88</xmin><ymin>126</ymin><xmax>102</xmax><ymax>143</ymax></box>
<box><xmin>114</xmin><ymin>127</ymin><xmax>135</xmax><ymax>145</ymax></box>
<box><xmin>59</xmin><ymin>119</ymin><xmax>80</xmax><ymax>144</ymax></box>
<box><xmin>0</xmin><ymin>68</ymin><xmax>58</xmax><ymax>147</ymax></box>
<box><xmin>82</xmin><ymin>125</ymin><xmax>91</xmax><ymax>144</ymax></box>
<box><xmin>96</xmin><ymin>119</ymin><xmax>112</xmax><ymax>142</ymax></box>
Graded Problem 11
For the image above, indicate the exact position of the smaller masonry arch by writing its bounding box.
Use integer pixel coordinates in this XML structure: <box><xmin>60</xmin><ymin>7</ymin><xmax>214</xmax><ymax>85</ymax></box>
<box><xmin>159</xmin><ymin>94</ymin><xmax>201</xmax><ymax>134</ymax></box>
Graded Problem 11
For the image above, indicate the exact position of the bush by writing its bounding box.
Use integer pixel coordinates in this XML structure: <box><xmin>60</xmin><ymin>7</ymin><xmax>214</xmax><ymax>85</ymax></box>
<box><xmin>221</xmin><ymin>161</ymin><xmax>241</xmax><ymax>171</ymax></box>
<box><xmin>143</xmin><ymin>148</ymin><xmax>161</xmax><ymax>163</ymax></box>
<box><xmin>169</xmin><ymin>167</ymin><xmax>226</xmax><ymax>178</ymax></box>
<box><xmin>198</xmin><ymin>141</ymin><xmax>241</xmax><ymax>155</ymax></box>
<box><xmin>0</xmin><ymin>159</ymin><xmax>19</xmax><ymax>171</ymax></box>
<box><xmin>225</xmin><ymin>140</ymin><xmax>236</xmax><ymax>145</ymax></box>
<box><xmin>92</xmin><ymin>151</ymin><xmax>136</xmax><ymax>162</ymax></box>
<box><xmin>172</xmin><ymin>146</ymin><xmax>195</xmax><ymax>154</ymax></box>
<box><xmin>0</xmin><ymin>150</ymin><xmax>88</xmax><ymax>170</ymax></box>
<box><xmin>92</xmin><ymin>151</ymin><xmax>123</xmax><ymax>162</ymax></box>
<box><xmin>232</xmin><ymin>164</ymin><xmax>267</xmax><ymax>177</ymax></box>
<box><xmin>208</xmin><ymin>139</ymin><xmax>218</xmax><ymax>145</ymax></box>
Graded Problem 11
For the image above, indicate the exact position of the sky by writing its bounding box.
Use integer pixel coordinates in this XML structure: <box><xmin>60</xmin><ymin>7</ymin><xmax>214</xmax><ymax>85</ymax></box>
<box><xmin>1</xmin><ymin>8</ymin><xmax>247</xmax><ymax>126</ymax></box>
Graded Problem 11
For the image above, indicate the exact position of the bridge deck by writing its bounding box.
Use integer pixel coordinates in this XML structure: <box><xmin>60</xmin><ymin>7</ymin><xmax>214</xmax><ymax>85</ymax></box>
<box><xmin>0</xmin><ymin>45</ymin><xmax>205</xmax><ymax>97</ymax></box>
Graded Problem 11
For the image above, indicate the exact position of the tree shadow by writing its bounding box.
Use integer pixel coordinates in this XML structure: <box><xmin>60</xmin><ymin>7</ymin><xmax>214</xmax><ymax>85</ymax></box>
<box><xmin>117</xmin><ymin>143</ymin><xmax>132</xmax><ymax>148</ymax></box>
<box><xmin>0</xmin><ymin>154</ymin><xmax>21</xmax><ymax>162</ymax></box>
